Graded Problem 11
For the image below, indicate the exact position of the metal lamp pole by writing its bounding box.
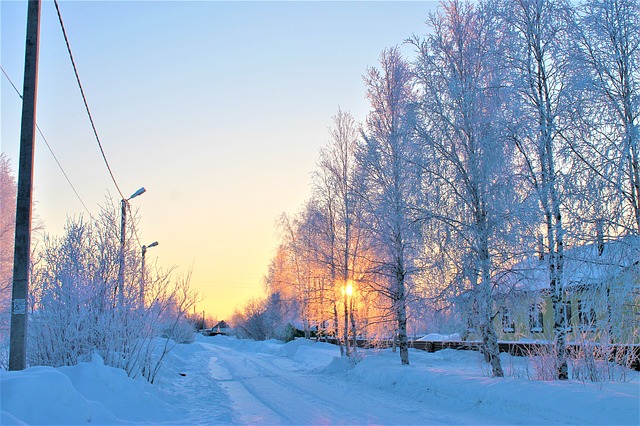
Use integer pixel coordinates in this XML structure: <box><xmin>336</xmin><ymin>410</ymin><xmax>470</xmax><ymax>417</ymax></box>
<box><xmin>140</xmin><ymin>241</ymin><xmax>158</xmax><ymax>308</ymax></box>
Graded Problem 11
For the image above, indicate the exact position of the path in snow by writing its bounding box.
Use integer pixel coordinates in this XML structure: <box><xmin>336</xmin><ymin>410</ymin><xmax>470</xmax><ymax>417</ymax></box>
<box><xmin>154</xmin><ymin>341</ymin><xmax>235</xmax><ymax>425</ymax></box>
<box><xmin>173</xmin><ymin>338</ymin><xmax>515</xmax><ymax>426</ymax></box>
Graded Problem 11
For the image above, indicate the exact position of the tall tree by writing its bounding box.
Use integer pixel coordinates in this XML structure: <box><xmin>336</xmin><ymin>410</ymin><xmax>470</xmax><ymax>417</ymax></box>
<box><xmin>315</xmin><ymin>109</ymin><xmax>363</xmax><ymax>357</ymax></box>
<box><xmin>359</xmin><ymin>47</ymin><xmax>419</xmax><ymax>365</ymax></box>
<box><xmin>572</xmin><ymin>0</ymin><xmax>640</xmax><ymax>235</ymax></box>
<box><xmin>412</xmin><ymin>0</ymin><xmax>521</xmax><ymax>377</ymax></box>
<box><xmin>498</xmin><ymin>0</ymin><xmax>576</xmax><ymax>379</ymax></box>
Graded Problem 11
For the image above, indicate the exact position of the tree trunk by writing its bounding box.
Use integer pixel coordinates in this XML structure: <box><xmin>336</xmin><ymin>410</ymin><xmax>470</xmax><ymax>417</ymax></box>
<box><xmin>478</xmin><ymin>219</ymin><xmax>503</xmax><ymax>377</ymax></box>
<box><xmin>396</xmin><ymin>269</ymin><xmax>409</xmax><ymax>365</ymax></box>
<box><xmin>333</xmin><ymin>300</ymin><xmax>343</xmax><ymax>357</ymax></box>
<box><xmin>480</xmin><ymin>322</ymin><xmax>503</xmax><ymax>377</ymax></box>
<box><xmin>343</xmin><ymin>292</ymin><xmax>350</xmax><ymax>357</ymax></box>
<box><xmin>396</xmin><ymin>303</ymin><xmax>409</xmax><ymax>365</ymax></box>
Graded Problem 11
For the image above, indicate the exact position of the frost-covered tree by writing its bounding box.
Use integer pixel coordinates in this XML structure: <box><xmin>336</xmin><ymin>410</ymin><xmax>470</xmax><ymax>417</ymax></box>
<box><xmin>27</xmin><ymin>198</ymin><xmax>196</xmax><ymax>381</ymax></box>
<box><xmin>0</xmin><ymin>154</ymin><xmax>17</xmax><ymax>358</ymax></box>
<box><xmin>571</xmin><ymin>0</ymin><xmax>640</xmax><ymax>235</ymax></box>
<box><xmin>278</xmin><ymin>212</ymin><xmax>313</xmax><ymax>338</ymax></box>
<box><xmin>359</xmin><ymin>47</ymin><xmax>420</xmax><ymax>365</ymax></box>
<box><xmin>412</xmin><ymin>0</ymin><xmax>526</xmax><ymax>377</ymax></box>
<box><xmin>496</xmin><ymin>0</ymin><xmax>577</xmax><ymax>379</ymax></box>
<box><xmin>313</xmin><ymin>110</ymin><xmax>366</xmax><ymax>358</ymax></box>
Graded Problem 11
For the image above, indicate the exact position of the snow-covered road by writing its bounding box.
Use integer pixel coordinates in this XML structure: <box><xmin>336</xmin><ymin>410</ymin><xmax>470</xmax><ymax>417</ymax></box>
<box><xmin>193</xmin><ymin>340</ymin><xmax>492</xmax><ymax>425</ymax></box>
<box><xmin>156</xmin><ymin>337</ymin><xmax>566</xmax><ymax>425</ymax></box>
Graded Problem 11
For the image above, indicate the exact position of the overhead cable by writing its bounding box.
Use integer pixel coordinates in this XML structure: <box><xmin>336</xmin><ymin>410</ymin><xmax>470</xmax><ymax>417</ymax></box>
<box><xmin>53</xmin><ymin>0</ymin><xmax>125</xmax><ymax>201</ymax></box>
<box><xmin>1</xmin><ymin>64</ymin><xmax>95</xmax><ymax>220</ymax></box>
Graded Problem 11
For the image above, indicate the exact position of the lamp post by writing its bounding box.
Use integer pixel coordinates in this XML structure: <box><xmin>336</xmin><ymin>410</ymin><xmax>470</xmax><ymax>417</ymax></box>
<box><xmin>117</xmin><ymin>187</ymin><xmax>146</xmax><ymax>306</ymax></box>
<box><xmin>140</xmin><ymin>241</ymin><xmax>158</xmax><ymax>307</ymax></box>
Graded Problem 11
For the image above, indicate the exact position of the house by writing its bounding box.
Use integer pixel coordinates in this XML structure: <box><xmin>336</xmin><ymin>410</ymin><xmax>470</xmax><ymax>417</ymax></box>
<box><xmin>460</xmin><ymin>236</ymin><xmax>640</xmax><ymax>345</ymax></box>
<box><xmin>205</xmin><ymin>320</ymin><xmax>233</xmax><ymax>336</ymax></box>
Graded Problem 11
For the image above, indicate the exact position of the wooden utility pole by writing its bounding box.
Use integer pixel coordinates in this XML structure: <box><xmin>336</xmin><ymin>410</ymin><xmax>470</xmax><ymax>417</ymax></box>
<box><xmin>9</xmin><ymin>0</ymin><xmax>41</xmax><ymax>371</ymax></box>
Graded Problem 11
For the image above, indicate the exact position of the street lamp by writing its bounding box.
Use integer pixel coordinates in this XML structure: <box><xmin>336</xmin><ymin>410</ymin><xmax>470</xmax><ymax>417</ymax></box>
<box><xmin>117</xmin><ymin>187</ymin><xmax>146</xmax><ymax>306</ymax></box>
<box><xmin>140</xmin><ymin>241</ymin><xmax>158</xmax><ymax>307</ymax></box>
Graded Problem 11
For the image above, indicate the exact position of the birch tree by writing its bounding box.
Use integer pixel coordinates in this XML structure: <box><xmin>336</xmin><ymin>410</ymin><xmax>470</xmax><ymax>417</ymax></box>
<box><xmin>412</xmin><ymin>0</ymin><xmax>522</xmax><ymax>377</ymax></box>
<box><xmin>359</xmin><ymin>47</ymin><xmax>419</xmax><ymax>365</ymax></box>
<box><xmin>572</xmin><ymin>0</ymin><xmax>640</xmax><ymax>235</ymax></box>
<box><xmin>310</xmin><ymin>165</ymin><xmax>344</xmax><ymax>351</ymax></box>
<box><xmin>314</xmin><ymin>109</ymin><xmax>363</xmax><ymax>358</ymax></box>
<box><xmin>279</xmin><ymin>212</ymin><xmax>313</xmax><ymax>338</ymax></box>
<box><xmin>497</xmin><ymin>0</ymin><xmax>576</xmax><ymax>379</ymax></box>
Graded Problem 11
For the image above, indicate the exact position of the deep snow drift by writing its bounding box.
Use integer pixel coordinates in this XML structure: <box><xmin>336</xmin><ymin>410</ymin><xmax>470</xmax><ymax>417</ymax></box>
<box><xmin>1</xmin><ymin>334</ymin><xmax>638</xmax><ymax>425</ymax></box>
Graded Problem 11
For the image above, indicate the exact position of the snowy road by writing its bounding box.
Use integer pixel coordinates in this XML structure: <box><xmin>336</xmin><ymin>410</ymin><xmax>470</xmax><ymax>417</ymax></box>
<box><xmin>163</xmin><ymin>337</ymin><xmax>518</xmax><ymax>425</ymax></box>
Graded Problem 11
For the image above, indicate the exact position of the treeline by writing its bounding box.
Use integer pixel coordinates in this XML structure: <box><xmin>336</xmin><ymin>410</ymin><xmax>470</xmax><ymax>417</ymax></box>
<box><xmin>232</xmin><ymin>0</ymin><xmax>639</xmax><ymax>380</ymax></box>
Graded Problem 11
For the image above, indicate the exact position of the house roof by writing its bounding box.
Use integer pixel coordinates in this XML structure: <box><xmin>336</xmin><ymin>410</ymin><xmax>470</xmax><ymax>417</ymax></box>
<box><xmin>213</xmin><ymin>320</ymin><xmax>230</xmax><ymax>329</ymax></box>
<box><xmin>502</xmin><ymin>235</ymin><xmax>640</xmax><ymax>292</ymax></box>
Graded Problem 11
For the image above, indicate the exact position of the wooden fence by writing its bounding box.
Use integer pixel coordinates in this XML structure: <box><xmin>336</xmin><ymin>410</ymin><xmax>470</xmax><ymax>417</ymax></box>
<box><xmin>321</xmin><ymin>338</ymin><xmax>640</xmax><ymax>371</ymax></box>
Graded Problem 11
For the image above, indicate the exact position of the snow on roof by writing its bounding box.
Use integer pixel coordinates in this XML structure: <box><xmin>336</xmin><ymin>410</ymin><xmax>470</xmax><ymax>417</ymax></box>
<box><xmin>213</xmin><ymin>320</ymin><xmax>230</xmax><ymax>329</ymax></box>
<box><xmin>502</xmin><ymin>235</ymin><xmax>640</xmax><ymax>292</ymax></box>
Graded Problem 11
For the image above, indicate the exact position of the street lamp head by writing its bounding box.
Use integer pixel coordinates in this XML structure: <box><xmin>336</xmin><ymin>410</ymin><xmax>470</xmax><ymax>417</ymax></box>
<box><xmin>128</xmin><ymin>187</ymin><xmax>146</xmax><ymax>200</ymax></box>
<box><xmin>142</xmin><ymin>241</ymin><xmax>159</xmax><ymax>254</ymax></box>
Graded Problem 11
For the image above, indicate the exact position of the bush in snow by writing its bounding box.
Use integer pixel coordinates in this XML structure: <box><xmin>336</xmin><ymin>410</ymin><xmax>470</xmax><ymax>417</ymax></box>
<box><xmin>23</xmin><ymin>198</ymin><xmax>197</xmax><ymax>381</ymax></box>
<box><xmin>232</xmin><ymin>292</ymin><xmax>295</xmax><ymax>341</ymax></box>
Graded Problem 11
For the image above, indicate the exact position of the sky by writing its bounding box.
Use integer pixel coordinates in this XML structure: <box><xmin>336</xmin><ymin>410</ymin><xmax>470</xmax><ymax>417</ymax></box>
<box><xmin>1</xmin><ymin>0</ymin><xmax>438</xmax><ymax>320</ymax></box>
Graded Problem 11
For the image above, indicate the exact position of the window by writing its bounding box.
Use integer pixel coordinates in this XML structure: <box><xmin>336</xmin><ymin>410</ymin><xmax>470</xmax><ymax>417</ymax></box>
<box><xmin>578</xmin><ymin>299</ymin><xmax>597</xmax><ymax>331</ymax></box>
<box><xmin>529</xmin><ymin>304</ymin><xmax>544</xmax><ymax>333</ymax></box>
<box><xmin>502</xmin><ymin>307</ymin><xmax>515</xmax><ymax>333</ymax></box>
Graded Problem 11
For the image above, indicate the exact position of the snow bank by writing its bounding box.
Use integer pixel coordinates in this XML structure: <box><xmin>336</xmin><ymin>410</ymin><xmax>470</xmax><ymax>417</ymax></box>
<box><xmin>417</xmin><ymin>333</ymin><xmax>461</xmax><ymax>341</ymax></box>
<box><xmin>59</xmin><ymin>354</ymin><xmax>180</xmax><ymax>423</ymax></box>
<box><xmin>1</xmin><ymin>353</ymin><xmax>184</xmax><ymax>425</ymax></box>
<box><xmin>346</xmin><ymin>348</ymin><xmax>639</xmax><ymax>425</ymax></box>
<box><xmin>1</xmin><ymin>362</ymin><xmax>120</xmax><ymax>425</ymax></box>
<box><xmin>214</xmin><ymin>336</ymin><xmax>638</xmax><ymax>425</ymax></box>
<box><xmin>278</xmin><ymin>339</ymin><xmax>343</xmax><ymax>371</ymax></box>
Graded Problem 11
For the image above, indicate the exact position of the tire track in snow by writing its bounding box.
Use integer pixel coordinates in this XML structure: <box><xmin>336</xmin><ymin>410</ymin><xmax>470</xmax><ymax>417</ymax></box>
<box><xmin>199</xmin><ymin>340</ymin><xmax>478</xmax><ymax>425</ymax></box>
<box><xmin>155</xmin><ymin>343</ymin><xmax>235</xmax><ymax>425</ymax></box>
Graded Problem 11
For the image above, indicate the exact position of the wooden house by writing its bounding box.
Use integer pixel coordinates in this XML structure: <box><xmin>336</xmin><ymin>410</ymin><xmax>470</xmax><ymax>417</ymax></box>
<box><xmin>460</xmin><ymin>236</ymin><xmax>640</xmax><ymax>345</ymax></box>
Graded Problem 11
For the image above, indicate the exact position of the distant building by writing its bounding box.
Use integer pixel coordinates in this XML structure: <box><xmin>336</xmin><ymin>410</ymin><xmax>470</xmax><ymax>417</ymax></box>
<box><xmin>207</xmin><ymin>320</ymin><xmax>232</xmax><ymax>336</ymax></box>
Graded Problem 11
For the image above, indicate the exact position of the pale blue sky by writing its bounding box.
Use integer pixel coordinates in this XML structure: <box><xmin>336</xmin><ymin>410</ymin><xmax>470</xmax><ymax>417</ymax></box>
<box><xmin>1</xmin><ymin>0</ymin><xmax>438</xmax><ymax>318</ymax></box>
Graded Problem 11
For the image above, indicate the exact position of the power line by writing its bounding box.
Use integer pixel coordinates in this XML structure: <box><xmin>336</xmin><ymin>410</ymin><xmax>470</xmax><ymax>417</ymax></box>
<box><xmin>52</xmin><ymin>2</ymin><xmax>148</xmax><ymax>252</ymax></box>
<box><xmin>53</xmin><ymin>0</ymin><xmax>125</xmax><ymax>201</ymax></box>
<box><xmin>1</xmin><ymin>64</ymin><xmax>94</xmax><ymax>220</ymax></box>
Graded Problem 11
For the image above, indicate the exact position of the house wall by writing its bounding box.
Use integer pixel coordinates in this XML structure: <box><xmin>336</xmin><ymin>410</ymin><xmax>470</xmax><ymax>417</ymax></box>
<box><xmin>491</xmin><ymin>267</ymin><xmax>639</xmax><ymax>345</ymax></box>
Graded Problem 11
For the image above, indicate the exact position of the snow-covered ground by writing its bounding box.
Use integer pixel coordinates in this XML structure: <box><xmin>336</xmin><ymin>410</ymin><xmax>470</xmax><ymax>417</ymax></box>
<box><xmin>1</xmin><ymin>334</ymin><xmax>638</xmax><ymax>425</ymax></box>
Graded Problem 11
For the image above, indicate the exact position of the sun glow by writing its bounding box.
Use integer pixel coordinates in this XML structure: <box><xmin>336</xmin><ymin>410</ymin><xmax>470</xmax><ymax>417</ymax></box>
<box><xmin>345</xmin><ymin>280</ymin><xmax>354</xmax><ymax>297</ymax></box>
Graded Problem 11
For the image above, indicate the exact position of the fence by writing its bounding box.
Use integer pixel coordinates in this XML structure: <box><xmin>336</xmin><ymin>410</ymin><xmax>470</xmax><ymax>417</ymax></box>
<box><xmin>321</xmin><ymin>338</ymin><xmax>640</xmax><ymax>371</ymax></box>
